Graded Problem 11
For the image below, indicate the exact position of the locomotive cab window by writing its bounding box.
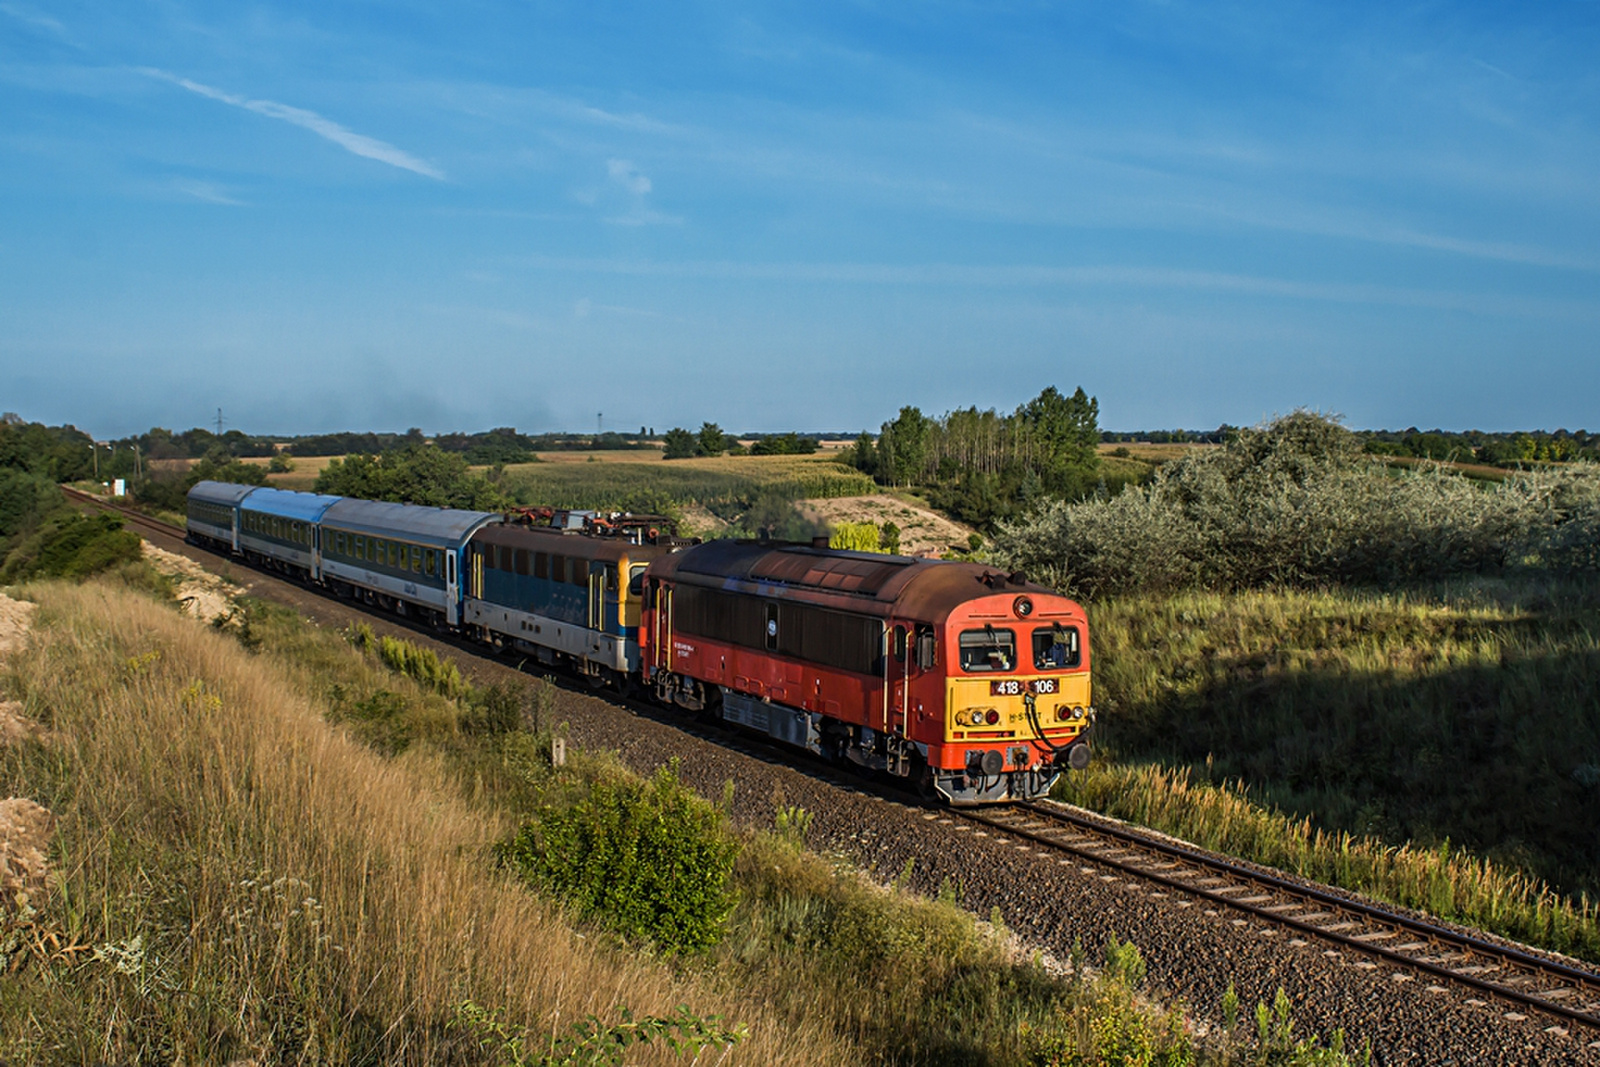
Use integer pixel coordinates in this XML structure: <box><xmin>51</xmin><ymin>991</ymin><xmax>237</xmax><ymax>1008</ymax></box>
<box><xmin>1033</xmin><ymin>625</ymin><xmax>1081</xmax><ymax>670</ymax></box>
<box><xmin>959</xmin><ymin>627</ymin><xmax>1016</xmax><ymax>673</ymax></box>
<box><xmin>627</xmin><ymin>564</ymin><xmax>647</xmax><ymax>597</ymax></box>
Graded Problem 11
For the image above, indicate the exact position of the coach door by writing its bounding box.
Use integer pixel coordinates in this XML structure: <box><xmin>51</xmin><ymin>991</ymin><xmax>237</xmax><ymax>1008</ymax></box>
<box><xmin>588</xmin><ymin>562</ymin><xmax>604</xmax><ymax>631</ymax></box>
<box><xmin>445</xmin><ymin>547</ymin><xmax>460</xmax><ymax>626</ymax></box>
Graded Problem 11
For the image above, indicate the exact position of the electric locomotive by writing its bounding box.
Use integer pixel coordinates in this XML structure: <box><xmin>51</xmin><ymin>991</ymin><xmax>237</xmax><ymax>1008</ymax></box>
<box><xmin>641</xmin><ymin>536</ymin><xmax>1092</xmax><ymax>803</ymax></box>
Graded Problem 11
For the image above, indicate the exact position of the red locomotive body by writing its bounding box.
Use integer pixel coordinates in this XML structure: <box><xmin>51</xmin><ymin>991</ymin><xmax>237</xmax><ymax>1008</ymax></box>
<box><xmin>642</xmin><ymin>538</ymin><xmax>1092</xmax><ymax>803</ymax></box>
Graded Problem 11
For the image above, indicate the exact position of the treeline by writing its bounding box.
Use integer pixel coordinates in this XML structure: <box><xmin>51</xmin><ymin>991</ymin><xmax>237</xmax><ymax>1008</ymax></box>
<box><xmin>661</xmin><ymin>423</ymin><xmax>819</xmax><ymax>459</ymax></box>
<box><xmin>1359</xmin><ymin>427</ymin><xmax>1597</xmax><ymax>466</ymax></box>
<box><xmin>995</xmin><ymin>411</ymin><xmax>1600</xmax><ymax>598</ymax></box>
<box><xmin>840</xmin><ymin>386</ymin><xmax>1106</xmax><ymax>530</ymax></box>
<box><xmin>294</xmin><ymin>428</ymin><xmax>655</xmax><ymax>463</ymax></box>
<box><xmin>313</xmin><ymin>447</ymin><xmax>506</xmax><ymax>511</ymax></box>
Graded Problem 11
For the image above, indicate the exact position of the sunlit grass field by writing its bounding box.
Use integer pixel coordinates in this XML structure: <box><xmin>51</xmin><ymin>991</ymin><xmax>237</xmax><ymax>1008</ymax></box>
<box><xmin>498</xmin><ymin>453</ymin><xmax>875</xmax><ymax>512</ymax></box>
<box><xmin>1063</xmin><ymin>576</ymin><xmax>1600</xmax><ymax>962</ymax></box>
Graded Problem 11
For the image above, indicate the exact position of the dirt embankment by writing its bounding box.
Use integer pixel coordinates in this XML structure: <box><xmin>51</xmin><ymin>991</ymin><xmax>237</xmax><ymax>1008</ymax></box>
<box><xmin>797</xmin><ymin>494</ymin><xmax>976</xmax><ymax>558</ymax></box>
<box><xmin>0</xmin><ymin>592</ymin><xmax>51</xmax><ymax>919</ymax></box>
<box><xmin>142</xmin><ymin>542</ymin><xmax>240</xmax><ymax>627</ymax></box>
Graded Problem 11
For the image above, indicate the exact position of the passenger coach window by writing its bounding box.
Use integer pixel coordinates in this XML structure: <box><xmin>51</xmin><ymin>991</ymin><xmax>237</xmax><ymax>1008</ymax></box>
<box><xmin>1033</xmin><ymin>625</ymin><xmax>1081</xmax><ymax>670</ymax></box>
<box><xmin>959</xmin><ymin>628</ymin><xmax>1016</xmax><ymax>673</ymax></box>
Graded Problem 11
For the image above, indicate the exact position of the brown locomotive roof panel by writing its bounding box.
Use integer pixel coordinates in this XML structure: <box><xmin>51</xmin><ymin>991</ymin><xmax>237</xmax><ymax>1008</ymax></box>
<box><xmin>658</xmin><ymin>539</ymin><xmax>1068</xmax><ymax>623</ymax></box>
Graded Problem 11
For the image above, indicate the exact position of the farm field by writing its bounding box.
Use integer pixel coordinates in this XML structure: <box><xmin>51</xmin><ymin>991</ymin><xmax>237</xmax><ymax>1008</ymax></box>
<box><xmin>497</xmin><ymin>452</ymin><xmax>874</xmax><ymax>515</ymax></box>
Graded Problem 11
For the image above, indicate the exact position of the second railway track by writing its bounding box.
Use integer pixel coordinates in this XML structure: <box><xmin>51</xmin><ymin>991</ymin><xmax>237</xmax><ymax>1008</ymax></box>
<box><xmin>957</xmin><ymin>801</ymin><xmax>1600</xmax><ymax>1034</ymax></box>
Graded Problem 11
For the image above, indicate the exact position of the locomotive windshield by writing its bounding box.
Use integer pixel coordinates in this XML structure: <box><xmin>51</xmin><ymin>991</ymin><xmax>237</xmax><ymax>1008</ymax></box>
<box><xmin>959</xmin><ymin>627</ymin><xmax>1016</xmax><ymax>672</ymax></box>
<box><xmin>1032</xmin><ymin>624</ymin><xmax>1081</xmax><ymax>670</ymax></box>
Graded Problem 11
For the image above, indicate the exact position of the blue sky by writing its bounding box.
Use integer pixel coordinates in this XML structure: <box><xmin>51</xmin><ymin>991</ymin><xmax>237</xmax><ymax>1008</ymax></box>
<box><xmin>3</xmin><ymin>2</ymin><xmax>1598</xmax><ymax>438</ymax></box>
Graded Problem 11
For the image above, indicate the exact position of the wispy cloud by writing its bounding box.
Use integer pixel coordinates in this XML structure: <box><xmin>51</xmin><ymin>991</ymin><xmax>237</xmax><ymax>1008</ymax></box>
<box><xmin>172</xmin><ymin>178</ymin><xmax>244</xmax><ymax>205</ymax></box>
<box><xmin>510</xmin><ymin>254</ymin><xmax>1600</xmax><ymax>319</ymax></box>
<box><xmin>0</xmin><ymin>2</ymin><xmax>75</xmax><ymax>44</ymax></box>
<box><xmin>598</xmin><ymin>158</ymin><xmax>679</xmax><ymax>226</ymax></box>
<box><xmin>139</xmin><ymin>68</ymin><xmax>445</xmax><ymax>180</ymax></box>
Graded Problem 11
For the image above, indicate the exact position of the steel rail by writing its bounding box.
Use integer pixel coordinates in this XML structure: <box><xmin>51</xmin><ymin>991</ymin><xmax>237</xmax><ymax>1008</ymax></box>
<box><xmin>959</xmin><ymin>803</ymin><xmax>1600</xmax><ymax>1032</ymax></box>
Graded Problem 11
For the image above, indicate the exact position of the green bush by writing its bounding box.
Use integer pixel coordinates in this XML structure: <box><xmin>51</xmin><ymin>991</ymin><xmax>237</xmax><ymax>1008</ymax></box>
<box><xmin>499</xmin><ymin>764</ymin><xmax>739</xmax><ymax>953</ymax></box>
<box><xmin>993</xmin><ymin>412</ymin><xmax>1600</xmax><ymax>597</ymax></box>
<box><xmin>829</xmin><ymin>522</ymin><xmax>882</xmax><ymax>553</ymax></box>
<box><xmin>1</xmin><ymin>512</ymin><xmax>143</xmax><ymax>582</ymax></box>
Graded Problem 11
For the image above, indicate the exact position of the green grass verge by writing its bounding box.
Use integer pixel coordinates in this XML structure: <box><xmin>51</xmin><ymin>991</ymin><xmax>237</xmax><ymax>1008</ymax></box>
<box><xmin>1069</xmin><ymin>577</ymin><xmax>1600</xmax><ymax>962</ymax></box>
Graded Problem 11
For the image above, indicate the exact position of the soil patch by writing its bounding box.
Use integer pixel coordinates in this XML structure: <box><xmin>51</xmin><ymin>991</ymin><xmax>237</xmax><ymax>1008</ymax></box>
<box><xmin>0</xmin><ymin>798</ymin><xmax>53</xmax><ymax>907</ymax></box>
<box><xmin>0</xmin><ymin>594</ymin><xmax>34</xmax><ymax>658</ymax></box>
<box><xmin>798</xmin><ymin>494</ymin><xmax>975</xmax><ymax>558</ymax></box>
<box><xmin>142</xmin><ymin>542</ymin><xmax>239</xmax><ymax>626</ymax></box>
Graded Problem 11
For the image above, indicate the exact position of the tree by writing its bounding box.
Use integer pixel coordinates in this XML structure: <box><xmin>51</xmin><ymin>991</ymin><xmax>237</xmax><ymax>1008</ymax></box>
<box><xmin>879</xmin><ymin>407</ymin><xmax>930</xmax><ymax>486</ymax></box>
<box><xmin>313</xmin><ymin>445</ymin><xmax>504</xmax><ymax>510</ymax></box>
<box><xmin>697</xmin><ymin>422</ymin><xmax>728</xmax><ymax>457</ymax></box>
<box><xmin>662</xmin><ymin>428</ymin><xmax>698</xmax><ymax>460</ymax></box>
<box><xmin>1020</xmin><ymin>385</ymin><xmax>1101</xmax><ymax>496</ymax></box>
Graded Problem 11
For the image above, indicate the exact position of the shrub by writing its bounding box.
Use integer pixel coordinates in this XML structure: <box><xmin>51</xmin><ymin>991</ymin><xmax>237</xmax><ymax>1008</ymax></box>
<box><xmin>1</xmin><ymin>512</ymin><xmax>143</xmax><ymax>582</ymax></box>
<box><xmin>498</xmin><ymin>764</ymin><xmax>739</xmax><ymax>954</ymax></box>
<box><xmin>829</xmin><ymin>522</ymin><xmax>882</xmax><ymax>553</ymax></box>
<box><xmin>992</xmin><ymin>412</ymin><xmax>1598</xmax><ymax>597</ymax></box>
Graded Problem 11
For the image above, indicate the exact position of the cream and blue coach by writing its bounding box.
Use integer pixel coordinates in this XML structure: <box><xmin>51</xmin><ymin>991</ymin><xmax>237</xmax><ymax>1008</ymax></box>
<box><xmin>319</xmin><ymin>499</ymin><xmax>499</xmax><ymax>627</ymax></box>
<box><xmin>185</xmin><ymin>480</ymin><xmax>260</xmax><ymax>553</ymax></box>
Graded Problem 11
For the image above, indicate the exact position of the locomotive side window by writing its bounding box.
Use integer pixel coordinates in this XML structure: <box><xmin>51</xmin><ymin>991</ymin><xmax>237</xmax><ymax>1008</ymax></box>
<box><xmin>550</xmin><ymin>555</ymin><xmax>565</xmax><ymax>585</ymax></box>
<box><xmin>514</xmin><ymin>549</ymin><xmax>529</xmax><ymax>576</ymax></box>
<box><xmin>959</xmin><ymin>628</ymin><xmax>1016</xmax><ymax>672</ymax></box>
<box><xmin>535</xmin><ymin>552</ymin><xmax>549</xmax><ymax>579</ymax></box>
<box><xmin>1032</xmin><ymin>625</ymin><xmax>1081</xmax><ymax>670</ymax></box>
<box><xmin>570</xmin><ymin>559</ymin><xmax>588</xmax><ymax>587</ymax></box>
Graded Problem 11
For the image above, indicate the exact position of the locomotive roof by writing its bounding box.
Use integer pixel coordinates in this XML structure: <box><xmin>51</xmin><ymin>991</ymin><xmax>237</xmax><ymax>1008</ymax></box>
<box><xmin>236</xmin><ymin>486</ymin><xmax>344</xmax><ymax>523</ymax></box>
<box><xmin>187</xmin><ymin>480</ymin><xmax>261</xmax><ymax>507</ymax></box>
<box><xmin>655</xmin><ymin>539</ymin><xmax>1056</xmax><ymax>621</ymax></box>
<box><xmin>472</xmin><ymin>521</ymin><xmax>678</xmax><ymax>563</ymax></box>
<box><xmin>321</xmin><ymin>498</ymin><xmax>500</xmax><ymax>548</ymax></box>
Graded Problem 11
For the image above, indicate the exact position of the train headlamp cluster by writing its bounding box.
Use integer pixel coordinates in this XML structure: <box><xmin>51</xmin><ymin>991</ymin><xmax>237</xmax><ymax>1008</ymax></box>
<box><xmin>1055</xmin><ymin>704</ymin><xmax>1089</xmax><ymax>723</ymax></box>
<box><xmin>957</xmin><ymin>708</ymin><xmax>1002</xmax><ymax>727</ymax></box>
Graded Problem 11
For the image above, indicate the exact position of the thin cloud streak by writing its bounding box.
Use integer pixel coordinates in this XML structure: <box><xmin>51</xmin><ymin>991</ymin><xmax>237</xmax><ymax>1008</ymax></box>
<box><xmin>139</xmin><ymin>68</ymin><xmax>445</xmax><ymax>180</ymax></box>
<box><xmin>511</xmin><ymin>255</ymin><xmax>1599</xmax><ymax>319</ymax></box>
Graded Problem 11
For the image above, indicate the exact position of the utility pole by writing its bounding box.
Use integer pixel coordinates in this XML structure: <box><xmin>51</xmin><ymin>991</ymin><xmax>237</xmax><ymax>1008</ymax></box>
<box><xmin>216</xmin><ymin>407</ymin><xmax>225</xmax><ymax>436</ymax></box>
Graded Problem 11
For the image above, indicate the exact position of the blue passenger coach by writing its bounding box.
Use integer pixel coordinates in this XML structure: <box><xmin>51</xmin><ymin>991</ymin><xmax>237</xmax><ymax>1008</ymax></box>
<box><xmin>238</xmin><ymin>487</ymin><xmax>344</xmax><ymax>580</ymax></box>
<box><xmin>320</xmin><ymin>499</ymin><xmax>499</xmax><ymax>627</ymax></box>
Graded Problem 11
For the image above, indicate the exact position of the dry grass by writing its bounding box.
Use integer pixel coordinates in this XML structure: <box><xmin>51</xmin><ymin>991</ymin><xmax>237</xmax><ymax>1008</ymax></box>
<box><xmin>0</xmin><ymin>582</ymin><xmax>852</xmax><ymax>1064</ymax></box>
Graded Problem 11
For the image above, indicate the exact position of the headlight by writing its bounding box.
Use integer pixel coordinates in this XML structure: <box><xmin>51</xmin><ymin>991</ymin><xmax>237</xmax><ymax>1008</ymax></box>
<box><xmin>985</xmin><ymin>709</ymin><xmax>1001</xmax><ymax>725</ymax></box>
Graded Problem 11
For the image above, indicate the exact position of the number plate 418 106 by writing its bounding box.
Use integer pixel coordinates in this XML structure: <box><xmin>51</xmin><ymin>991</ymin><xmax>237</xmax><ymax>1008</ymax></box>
<box><xmin>990</xmin><ymin>678</ymin><xmax>1058</xmax><ymax>696</ymax></box>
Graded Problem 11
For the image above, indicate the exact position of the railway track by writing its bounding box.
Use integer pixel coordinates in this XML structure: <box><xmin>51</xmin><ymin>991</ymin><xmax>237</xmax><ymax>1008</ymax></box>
<box><xmin>68</xmin><ymin>486</ymin><xmax>1600</xmax><ymax>1042</ymax></box>
<box><xmin>956</xmin><ymin>801</ymin><xmax>1600</xmax><ymax>1035</ymax></box>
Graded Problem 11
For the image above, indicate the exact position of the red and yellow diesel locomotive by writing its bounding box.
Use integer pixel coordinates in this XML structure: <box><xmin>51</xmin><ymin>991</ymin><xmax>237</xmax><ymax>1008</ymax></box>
<box><xmin>641</xmin><ymin>536</ymin><xmax>1093</xmax><ymax>803</ymax></box>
